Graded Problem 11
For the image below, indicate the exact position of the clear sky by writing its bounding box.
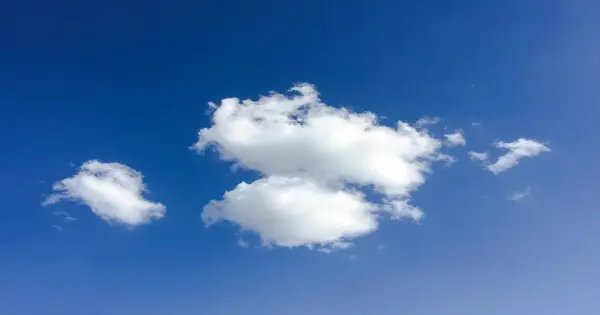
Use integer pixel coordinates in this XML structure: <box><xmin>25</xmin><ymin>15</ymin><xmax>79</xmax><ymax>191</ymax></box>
<box><xmin>1</xmin><ymin>1</ymin><xmax>599</xmax><ymax>314</ymax></box>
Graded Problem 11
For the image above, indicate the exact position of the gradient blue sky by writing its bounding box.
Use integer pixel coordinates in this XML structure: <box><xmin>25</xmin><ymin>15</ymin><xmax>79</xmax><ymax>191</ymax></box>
<box><xmin>1</xmin><ymin>1</ymin><xmax>599</xmax><ymax>314</ymax></box>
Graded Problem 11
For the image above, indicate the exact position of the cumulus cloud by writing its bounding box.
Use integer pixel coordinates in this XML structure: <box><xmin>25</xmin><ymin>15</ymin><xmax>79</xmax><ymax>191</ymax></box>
<box><xmin>193</xmin><ymin>83</ymin><xmax>449</xmax><ymax>250</ymax></box>
<box><xmin>468</xmin><ymin>151</ymin><xmax>488</xmax><ymax>161</ymax></box>
<box><xmin>444</xmin><ymin>130</ymin><xmax>466</xmax><ymax>147</ymax></box>
<box><xmin>508</xmin><ymin>187</ymin><xmax>532</xmax><ymax>201</ymax></box>
<box><xmin>42</xmin><ymin>160</ymin><xmax>165</xmax><ymax>226</ymax></box>
<box><xmin>203</xmin><ymin>176</ymin><xmax>378</xmax><ymax>248</ymax></box>
<box><xmin>487</xmin><ymin>139</ymin><xmax>550</xmax><ymax>174</ymax></box>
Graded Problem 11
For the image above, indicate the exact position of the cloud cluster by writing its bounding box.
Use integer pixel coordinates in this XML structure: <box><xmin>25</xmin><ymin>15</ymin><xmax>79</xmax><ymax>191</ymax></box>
<box><xmin>42</xmin><ymin>160</ymin><xmax>165</xmax><ymax>226</ymax></box>
<box><xmin>39</xmin><ymin>82</ymin><xmax>552</xmax><ymax>253</ymax></box>
<box><xmin>193</xmin><ymin>83</ymin><xmax>449</xmax><ymax>250</ymax></box>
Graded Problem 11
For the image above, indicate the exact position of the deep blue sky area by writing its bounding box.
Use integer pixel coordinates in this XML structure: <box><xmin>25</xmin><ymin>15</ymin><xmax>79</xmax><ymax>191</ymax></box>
<box><xmin>1</xmin><ymin>1</ymin><xmax>599</xmax><ymax>314</ymax></box>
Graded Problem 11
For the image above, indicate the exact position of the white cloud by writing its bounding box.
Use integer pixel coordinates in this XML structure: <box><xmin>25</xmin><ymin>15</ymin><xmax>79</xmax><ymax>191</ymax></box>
<box><xmin>416</xmin><ymin>116</ymin><xmax>440</xmax><ymax>128</ymax></box>
<box><xmin>487</xmin><ymin>138</ymin><xmax>550</xmax><ymax>174</ymax></box>
<box><xmin>468</xmin><ymin>151</ymin><xmax>488</xmax><ymax>161</ymax></box>
<box><xmin>382</xmin><ymin>199</ymin><xmax>424</xmax><ymax>221</ymax></box>
<box><xmin>508</xmin><ymin>187</ymin><xmax>532</xmax><ymax>201</ymax></box>
<box><xmin>53</xmin><ymin>210</ymin><xmax>77</xmax><ymax>223</ymax></box>
<box><xmin>51</xmin><ymin>225</ymin><xmax>63</xmax><ymax>232</ymax></box>
<box><xmin>444</xmin><ymin>129</ymin><xmax>466</xmax><ymax>147</ymax></box>
<box><xmin>43</xmin><ymin>160</ymin><xmax>165</xmax><ymax>226</ymax></box>
<box><xmin>317</xmin><ymin>241</ymin><xmax>354</xmax><ymax>253</ymax></box>
<box><xmin>471</xmin><ymin>122</ymin><xmax>482</xmax><ymax>127</ymax></box>
<box><xmin>203</xmin><ymin>176</ymin><xmax>378</xmax><ymax>249</ymax></box>
<box><xmin>193</xmin><ymin>83</ymin><xmax>449</xmax><ymax>250</ymax></box>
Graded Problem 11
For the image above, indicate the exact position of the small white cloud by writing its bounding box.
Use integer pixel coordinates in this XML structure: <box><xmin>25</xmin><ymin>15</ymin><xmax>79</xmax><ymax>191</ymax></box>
<box><xmin>416</xmin><ymin>116</ymin><xmax>440</xmax><ymax>128</ymax></box>
<box><xmin>237</xmin><ymin>239</ymin><xmax>249</xmax><ymax>248</ymax></box>
<box><xmin>443</xmin><ymin>129</ymin><xmax>466</xmax><ymax>147</ymax></box>
<box><xmin>317</xmin><ymin>241</ymin><xmax>354</xmax><ymax>253</ymax></box>
<box><xmin>468</xmin><ymin>151</ymin><xmax>488</xmax><ymax>161</ymax></box>
<box><xmin>508</xmin><ymin>187</ymin><xmax>532</xmax><ymax>201</ymax></box>
<box><xmin>194</xmin><ymin>83</ymin><xmax>449</xmax><ymax>251</ymax></box>
<box><xmin>53</xmin><ymin>211</ymin><xmax>77</xmax><ymax>223</ymax></box>
<box><xmin>63</xmin><ymin>216</ymin><xmax>77</xmax><ymax>223</ymax></box>
<box><xmin>471</xmin><ymin>122</ymin><xmax>482</xmax><ymax>127</ymax></box>
<box><xmin>436</xmin><ymin>153</ymin><xmax>457</xmax><ymax>167</ymax></box>
<box><xmin>51</xmin><ymin>225</ymin><xmax>63</xmax><ymax>232</ymax></box>
<box><xmin>43</xmin><ymin>160</ymin><xmax>165</xmax><ymax>227</ymax></box>
<box><xmin>487</xmin><ymin>138</ymin><xmax>550</xmax><ymax>174</ymax></box>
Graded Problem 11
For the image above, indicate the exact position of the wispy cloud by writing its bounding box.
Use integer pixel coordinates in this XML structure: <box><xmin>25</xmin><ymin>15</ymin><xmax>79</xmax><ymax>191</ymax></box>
<box><xmin>508</xmin><ymin>187</ymin><xmax>532</xmax><ymax>202</ymax></box>
<box><xmin>470</xmin><ymin>139</ymin><xmax>550</xmax><ymax>174</ymax></box>
<box><xmin>51</xmin><ymin>225</ymin><xmax>63</xmax><ymax>232</ymax></box>
<box><xmin>53</xmin><ymin>211</ymin><xmax>77</xmax><ymax>223</ymax></box>
<box><xmin>415</xmin><ymin>116</ymin><xmax>440</xmax><ymax>128</ymax></box>
<box><xmin>487</xmin><ymin>138</ymin><xmax>550</xmax><ymax>174</ymax></box>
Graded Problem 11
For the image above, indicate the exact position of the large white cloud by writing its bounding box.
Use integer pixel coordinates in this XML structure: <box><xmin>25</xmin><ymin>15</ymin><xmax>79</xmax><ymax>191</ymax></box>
<box><xmin>42</xmin><ymin>160</ymin><xmax>165</xmax><ymax>226</ymax></box>
<box><xmin>487</xmin><ymin>138</ymin><xmax>550</xmax><ymax>174</ymax></box>
<box><xmin>193</xmin><ymin>83</ymin><xmax>449</xmax><ymax>250</ymax></box>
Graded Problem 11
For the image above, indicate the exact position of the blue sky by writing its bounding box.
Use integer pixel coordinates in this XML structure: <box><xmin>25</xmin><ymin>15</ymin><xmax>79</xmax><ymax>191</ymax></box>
<box><xmin>1</xmin><ymin>0</ymin><xmax>599</xmax><ymax>314</ymax></box>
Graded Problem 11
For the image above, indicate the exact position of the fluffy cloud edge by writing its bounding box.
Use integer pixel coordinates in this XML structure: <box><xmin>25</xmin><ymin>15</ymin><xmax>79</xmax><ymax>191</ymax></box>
<box><xmin>508</xmin><ymin>186</ymin><xmax>532</xmax><ymax>201</ymax></box>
